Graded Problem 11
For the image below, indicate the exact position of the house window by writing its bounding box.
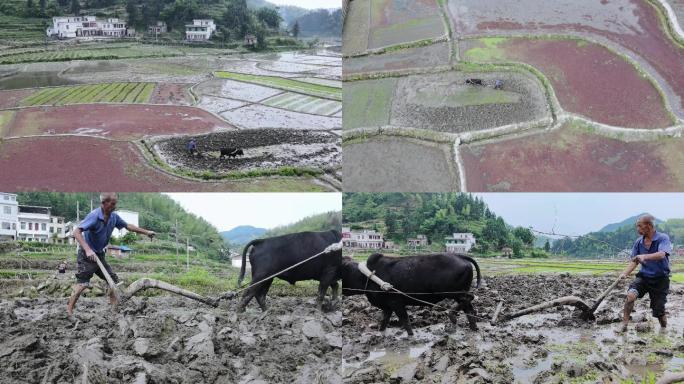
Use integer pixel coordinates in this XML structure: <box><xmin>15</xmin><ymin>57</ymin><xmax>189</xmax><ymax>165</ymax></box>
<box><xmin>50</xmin><ymin>227</ymin><xmax>54</xmax><ymax>233</ymax></box>
<box><xmin>28</xmin><ymin>223</ymin><xmax>32</xmax><ymax>230</ymax></box>
<box><xmin>12</xmin><ymin>223</ymin><xmax>15</xmax><ymax>230</ymax></box>
<box><xmin>1</xmin><ymin>222</ymin><xmax>9</xmax><ymax>230</ymax></box>
<box><xmin>21</xmin><ymin>222</ymin><xmax>25</xmax><ymax>230</ymax></box>
<box><xmin>41</xmin><ymin>223</ymin><xmax>46</xmax><ymax>231</ymax></box>
<box><xmin>3</xmin><ymin>195</ymin><xmax>7</xmax><ymax>200</ymax></box>
<box><xmin>3</xmin><ymin>206</ymin><xmax>10</xmax><ymax>214</ymax></box>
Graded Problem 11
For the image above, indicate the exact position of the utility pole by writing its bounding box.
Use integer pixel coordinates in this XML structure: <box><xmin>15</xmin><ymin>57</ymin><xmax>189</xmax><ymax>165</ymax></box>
<box><xmin>186</xmin><ymin>237</ymin><xmax>190</xmax><ymax>271</ymax></box>
<box><xmin>175</xmin><ymin>220</ymin><xmax>179</xmax><ymax>267</ymax></box>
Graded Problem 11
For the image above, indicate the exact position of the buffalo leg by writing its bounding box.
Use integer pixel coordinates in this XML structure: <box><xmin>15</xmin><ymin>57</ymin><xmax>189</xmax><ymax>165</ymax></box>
<box><xmin>237</xmin><ymin>284</ymin><xmax>258</xmax><ymax>312</ymax></box>
<box><xmin>255</xmin><ymin>279</ymin><xmax>274</xmax><ymax>312</ymax></box>
<box><xmin>457</xmin><ymin>294</ymin><xmax>478</xmax><ymax>331</ymax></box>
<box><xmin>318</xmin><ymin>269</ymin><xmax>337</xmax><ymax>311</ymax></box>
<box><xmin>394</xmin><ymin>305</ymin><xmax>413</xmax><ymax>336</ymax></box>
<box><xmin>379</xmin><ymin>308</ymin><xmax>392</xmax><ymax>331</ymax></box>
<box><xmin>330</xmin><ymin>281</ymin><xmax>339</xmax><ymax>302</ymax></box>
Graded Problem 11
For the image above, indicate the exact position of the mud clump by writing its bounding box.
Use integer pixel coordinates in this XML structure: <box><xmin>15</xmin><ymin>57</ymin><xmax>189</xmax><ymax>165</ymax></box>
<box><xmin>342</xmin><ymin>274</ymin><xmax>684</xmax><ymax>383</ymax></box>
<box><xmin>154</xmin><ymin>129</ymin><xmax>341</xmax><ymax>174</ymax></box>
<box><xmin>0</xmin><ymin>296</ymin><xmax>342</xmax><ymax>383</ymax></box>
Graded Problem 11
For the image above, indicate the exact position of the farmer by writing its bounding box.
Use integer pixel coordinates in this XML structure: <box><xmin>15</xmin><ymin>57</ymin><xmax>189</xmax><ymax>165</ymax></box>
<box><xmin>187</xmin><ymin>139</ymin><xmax>198</xmax><ymax>156</ymax></box>
<box><xmin>58</xmin><ymin>260</ymin><xmax>67</xmax><ymax>274</ymax></box>
<box><xmin>618</xmin><ymin>214</ymin><xmax>672</xmax><ymax>332</ymax></box>
<box><xmin>67</xmin><ymin>193</ymin><xmax>155</xmax><ymax>316</ymax></box>
<box><xmin>494</xmin><ymin>79</ymin><xmax>504</xmax><ymax>90</ymax></box>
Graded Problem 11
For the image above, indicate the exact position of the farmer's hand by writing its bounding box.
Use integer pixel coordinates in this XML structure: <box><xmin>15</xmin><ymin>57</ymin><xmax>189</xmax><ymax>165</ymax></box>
<box><xmin>147</xmin><ymin>231</ymin><xmax>156</xmax><ymax>240</ymax></box>
<box><xmin>85</xmin><ymin>249</ymin><xmax>97</xmax><ymax>262</ymax></box>
<box><xmin>634</xmin><ymin>255</ymin><xmax>646</xmax><ymax>264</ymax></box>
<box><xmin>619</xmin><ymin>273</ymin><xmax>627</xmax><ymax>280</ymax></box>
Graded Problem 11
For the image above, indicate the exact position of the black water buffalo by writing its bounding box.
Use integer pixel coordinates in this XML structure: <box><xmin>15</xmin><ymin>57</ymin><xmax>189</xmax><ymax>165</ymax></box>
<box><xmin>340</xmin><ymin>253</ymin><xmax>481</xmax><ymax>335</ymax></box>
<box><xmin>220</xmin><ymin>148</ymin><xmax>244</xmax><ymax>158</ymax></box>
<box><xmin>237</xmin><ymin>230</ymin><xmax>342</xmax><ymax>312</ymax></box>
<box><xmin>465</xmin><ymin>78</ymin><xmax>484</xmax><ymax>86</ymax></box>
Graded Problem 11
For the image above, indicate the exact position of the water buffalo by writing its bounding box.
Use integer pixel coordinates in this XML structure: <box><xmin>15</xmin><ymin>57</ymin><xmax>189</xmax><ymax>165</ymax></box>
<box><xmin>220</xmin><ymin>148</ymin><xmax>244</xmax><ymax>158</ymax></box>
<box><xmin>465</xmin><ymin>78</ymin><xmax>484</xmax><ymax>86</ymax></box>
<box><xmin>237</xmin><ymin>230</ymin><xmax>342</xmax><ymax>312</ymax></box>
<box><xmin>340</xmin><ymin>253</ymin><xmax>481</xmax><ymax>335</ymax></box>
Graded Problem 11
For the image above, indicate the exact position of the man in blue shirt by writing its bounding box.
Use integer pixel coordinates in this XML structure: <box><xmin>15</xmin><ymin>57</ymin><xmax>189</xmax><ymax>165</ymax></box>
<box><xmin>618</xmin><ymin>214</ymin><xmax>672</xmax><ymax>332</ymax></box>
<box><xmin>67</xmin><ymin>193</ymin><xmax>155</xmax><ymax>316</ymax></box>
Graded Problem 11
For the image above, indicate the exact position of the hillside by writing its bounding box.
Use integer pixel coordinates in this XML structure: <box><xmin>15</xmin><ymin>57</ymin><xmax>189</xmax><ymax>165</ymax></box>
<box><xmin>264</xmin><ymin>211</ymin><xmax>342</xmax><ymax>237</ymax></box>
<box><xmin>552</xmin><ymin>216</ymin><xmax>683</xmax><ymax>258</ymax></box>
<box><xmin>220</xmin><ymin>225</ymin><xmax>266</xmax><ymax>246</ymax></box>
<box><xmin>343</xmin><ymin>193</ymin><xmax>539</xmax><ymax>257</ymax></box>
<box><xmin>16</xmin><ymin>192</ymin><xmax>225</xmax><ymax>259</ymax></box>
<box><xmin>599</xmin><ymin>213</ymin><xmax>663</xmax><ymax>233</ymax></box>
<box><xmin>0</xmin><ymin>0</ymin><xmax>340</xmax><ymax>46</ymax></box>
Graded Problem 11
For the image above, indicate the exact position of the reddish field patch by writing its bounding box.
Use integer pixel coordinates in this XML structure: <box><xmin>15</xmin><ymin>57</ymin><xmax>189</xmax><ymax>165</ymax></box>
<box><xmin>460</xmin><ymin>123</ymin><xmax>684</xmax><ymax>191</ymax></box>
<box><xmin>0</xmin><ymin>89</ymin><xmax>34</xmax><ymax>109</ymax></box>
<box><xmin>3</xmin><ymin>104</ymin><xmax>231</xmax><ymax>140</ymax></box>
<box><xmin>0</xmin><ymin>136</ymin><xmax>234</xmax><ymax>191</ymax></box>
<box><xmin>465</xmin><ymin>38</ymin><xmax>672</xmax><ymax>128</ymax></box>
<box><xmin>150</xmin><ymin>83</ymin><xmax>193</xmax><ymax>105</ymax></box>
<box><xmin>453</xmin><ymin>0</ymin><xmax>684</xmax><ymax>110</ymax></box>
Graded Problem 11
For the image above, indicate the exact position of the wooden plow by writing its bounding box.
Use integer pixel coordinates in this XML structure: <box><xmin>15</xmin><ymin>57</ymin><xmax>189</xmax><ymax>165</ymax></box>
<box><xmin>491</xmin><ymin>276</ymin><xmax>623</xmax><ymax>324</ymax></box>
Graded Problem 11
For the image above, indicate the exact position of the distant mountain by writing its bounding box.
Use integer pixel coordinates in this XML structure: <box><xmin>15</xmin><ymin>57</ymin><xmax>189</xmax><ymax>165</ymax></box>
<box><xmin>599</xmin><ymin>213</ymin><xmax>663</xmax><ymax>233</ymax></box>
<box><xmin>246</xmin><ymin>0</ymin><xmax>317</xmax><ymax>27</ymax></box>
<box><xmin>221</xmin><ymin>225</ymin><xmax>267</xmax><ymax>247</ymax></box>
<box><xmin>265</xmin><ymin>211</ymin><xmax>341</xmax><ymax>237</ymax></box>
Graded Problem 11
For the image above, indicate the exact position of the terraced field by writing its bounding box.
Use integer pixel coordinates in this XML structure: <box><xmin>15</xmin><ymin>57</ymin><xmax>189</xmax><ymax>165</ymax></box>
<box><xmin>214</xmin><ymin>71</ymin><xmax>342</xmax><ymax>100</ymax></box>
<box><xmin>342</xmin><ymin>0</ymin><xmax>684</xmax><ymax>192</ymax></box>
<box><xmin>20</xmin><ymin>83</ymin><xmax>156</xmax><ymax>106</ymax></box>
<box><xmin>0</xmin><ymin>45</ymin><xmax>183</xmax><ymax>65</ymax></box>
<box><xmin>262</xmin><ymin>92</ymin><xmax>341</xmax><ymax>115</ymax></box>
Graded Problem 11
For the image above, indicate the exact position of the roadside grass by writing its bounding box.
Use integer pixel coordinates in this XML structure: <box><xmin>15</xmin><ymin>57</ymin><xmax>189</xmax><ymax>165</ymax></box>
<box><xmin>214</xmin><ymin>71</ymin><xmax>342</xmax><ymax>100</ymax></box>
<box><xmin>20</xmin><ymin>82</ymin><xmax>155</xmax><ymax>106</ymax></box>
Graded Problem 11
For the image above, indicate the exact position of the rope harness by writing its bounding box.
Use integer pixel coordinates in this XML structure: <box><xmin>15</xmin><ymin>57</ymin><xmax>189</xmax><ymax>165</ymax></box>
<box><xmin>226</xmin><ymin>240</ymin><xmax>343</xmax><ymax>299</ymax></box>
<box><xmin>353</xmin><ymin>262</ymin><xmax>484</xmax><ymax>316</ymax></box>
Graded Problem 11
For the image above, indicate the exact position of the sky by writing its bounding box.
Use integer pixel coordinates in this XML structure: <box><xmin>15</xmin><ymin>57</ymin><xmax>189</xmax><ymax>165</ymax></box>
<box><xmin>165</xmin><ymin>193</ymin><xmax>341</xmax><ymax>232</ymax></box>
<box><xmin>474</xmin><ymin>193</ymin><xmax>684</xmax><ymax>236</ymax></box>
<box><xmin>268</xmin><ymin>0</ymin><xmax>340</xmax><ymax>9</ymax></box>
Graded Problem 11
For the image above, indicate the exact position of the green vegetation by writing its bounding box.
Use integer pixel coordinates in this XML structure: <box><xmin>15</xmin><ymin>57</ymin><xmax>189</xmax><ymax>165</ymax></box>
<box><xmin>463</xmin><ymin>37</ymin><xmax>508</xmax><ymax>61</ymax></box>
<box><xmin>16</xmin><ymin>193</ymin><xmax>225</xmax><ymax>259</ymax></box>
<box><xmin>0</xmin><ymin>44</ymin><xmax>182</xmax><ymax>64</ymax></box>
<box><xmin>215</xmin><ymin>71</ymin><xmax>342</xmax><ymax>100</ymax></box>
<box><xmin>343</xmin><ymin>78</ymin><xmax>396</xmax><ymax>129</ymax></box>
<box><xmin>20</xmin><ymin>82</ymin><xmax>156</xmax><ymax>106</ymax></box>
<box><xmin>551</xmin><ymin>218</ymin><xmax>684</xmax><ymax>258</ymax></box>
<box><xmin>343</xmin><ymin>193</ymin><xmax>540</xmax><ymax>257</ymax></box>
<box><xmin>264</xmin><ymin>211</ymin><xmax>341</xmax><ymax>237</ymax></box>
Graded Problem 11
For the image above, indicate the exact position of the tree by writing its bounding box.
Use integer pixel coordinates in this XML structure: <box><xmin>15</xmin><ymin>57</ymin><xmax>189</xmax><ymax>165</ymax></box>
<box><xmin>26</xmin><ymin>0</ymin><xmax>34</xmax><ymax>16</ymax></box>
<box><xmin>223</xmin><ymin>0</ymin><xmax>250</xmax><ymax>38</ymax></box>
<box><xmin>512</xmin><ymin>227</ymin><xmax>534</xmax><ymax>246</ymax></box>
<box><xmin>256</xmin><ymin>7</ymin><xmax>281</xmax><ymax>29</ymax></box>
<box><xmin>121</xmin><ymin>232</ymin><xmax>138</xmax><ymax>245</ymax></box>
<box><xmin>544</xmin><ymin>239</ymin><xmax>551</xmax><ymax>252</ymax></box>
<box><xmin>126</xmin><ymin>0</ymin><xmax>140</xmax><ymax>28</ymax></box>
<box><xmin>70</xmin><ymin>0</ymin><xmax>80</xmax><ymax>15</ymax></box>
<box><xmin>39</xmin><ymin>0</ymin><xmax>46</xmax><ymax>15</ymax></box>
<box><xmin>291</xmin><ymin>20</ymin><xmax>299</xmax><ymax>38</ymax></box>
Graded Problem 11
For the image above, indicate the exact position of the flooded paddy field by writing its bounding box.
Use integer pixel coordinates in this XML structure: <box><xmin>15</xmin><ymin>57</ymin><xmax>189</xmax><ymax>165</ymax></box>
<box><xmin>0</xmin><ymin>47</ymin><xmax>341</xmax><ymax>191</ymax></box>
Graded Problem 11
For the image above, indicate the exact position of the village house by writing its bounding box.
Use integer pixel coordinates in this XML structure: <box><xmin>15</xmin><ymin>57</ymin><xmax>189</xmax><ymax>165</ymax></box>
<box><xmin>185</xmin><ymin>19</ymin><xmax>216</xmax><ymax>41</ymax></box>
<box><xmin>48</xmin><ymin>216</ymin><xmax>74</xmax><ymax>244</ymax></box>
<box><xmin>17</xmin><ymin>206</ymin><xmax>52</xmax><ymax>243</ymax></box>
<box><xmin>112</xmin><ymin>210</ymin><xmax>139</xmax><ymax>238</ymax></box>
<box><xmin>0</xmin><ymin>193</ymin><xmax>18</xmax><ymax>242</ymax></box>
<box><xmin>47</xmin><ymin>16</ymin><xmax>131</xmax><ymax>39</ymax></box>
<box><xmin>501</xmin><ymin>246</ymin><xmax>513</xmax><ymax>258</ymax></box>
<box><xmin>148</xmin><ymin>21</ymin><xmax>167</xmax><ymax>35</ymax></box>
<box><xmin>407</xmin><ymin>234</ymin><xmax>428</xmax><ymax>248</ymax></box>
<box><xmin>444</xmin><ymin>233</ymin><xmax>476</xmax><ymax>253</ymax></box>
<box><xmin>244</xmin><ymin>34</ymin><xmax>257</xmax><ymax>46</ymax></box>
<box><xmin>342</xmin><ymin>227</ymin><xmax>384</xmax><ymax>249</ymax></box>
<box><xmin>107</xmin><ymin>244</ymin><xmax>133</xmax><ymax>258</ymax></box>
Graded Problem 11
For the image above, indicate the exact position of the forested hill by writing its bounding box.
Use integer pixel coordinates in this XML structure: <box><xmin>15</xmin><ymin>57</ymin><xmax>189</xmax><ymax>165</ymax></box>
<box><xmin>342</xmin><ymin>193</ymin><xmax>537</xmax><ymax>257</ymax></box>
<box><xmin>551</xmin><ymin>217</ymin><xmax>683</xmax><ymax>258</ymax></box>
<box><xmin>264</xmin><ymin>211</ymin><xmax>342</xmax><ymax>237</ymax></box>
<box><xmin>16</xmin><ymin>193</ymin><xmax>224</xmax><ymax>258</ymax></box>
